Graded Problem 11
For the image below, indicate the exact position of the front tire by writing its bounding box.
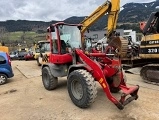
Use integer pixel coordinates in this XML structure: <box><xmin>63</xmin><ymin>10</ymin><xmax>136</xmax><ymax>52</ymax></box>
<box><xmin>67</xmin><ymin>69</ymin><xmax>97</xmax><ymax>108</ymax></box>
<box><xmin>0</xmin><ymin>74</ymin><xmax>8</xmax><ymax>85</ymax></box>
<box><xmin>42</xmin><ymin>67</ymin><xmax>58</xmax><ymax>90</ymax></box>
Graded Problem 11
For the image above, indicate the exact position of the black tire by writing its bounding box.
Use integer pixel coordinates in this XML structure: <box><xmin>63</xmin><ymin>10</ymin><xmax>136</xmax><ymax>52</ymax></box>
<box><xmin>67</xmin><ymin>69</ymin><xmax>97</xmax><ymax>108</ymax></box>
<box><xmin>42</xmin><ymin>67</ymin><xmax>58</xmax><ymax>90</ymax></box>
<box><xmin>0</xmin><ymin>74</ymin><xmax>8</xmax><ymax>85</ymax></box>
<box><xmin>37</xmin><ymin>57</ymin><xmax>41</xmax><ymax>66</ymax></box>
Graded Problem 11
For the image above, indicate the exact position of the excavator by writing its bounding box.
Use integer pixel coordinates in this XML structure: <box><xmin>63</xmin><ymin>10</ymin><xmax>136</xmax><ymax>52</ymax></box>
<box><xmin>139</xmin><ymin>11</ymin><xmax>159</xmax><ymax>84</ymax></box>
<box><xmin>41</xmin><ymin>0</ymin><xmax>139</xmax><ymax>110</ymax></box>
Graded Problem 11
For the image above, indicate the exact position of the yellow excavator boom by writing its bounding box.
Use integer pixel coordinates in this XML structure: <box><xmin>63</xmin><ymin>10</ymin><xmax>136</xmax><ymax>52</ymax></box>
<box><xmin>80</xmin><ymin>0</ymin><xmax>128</xmax><ymax>58</ymax></box>
<box><xmin>107</xmin><ymin>0</ymin><xmax>120</xmax><ymax>38</ymax></box>
<box><xmin>80</xmin><ymin>0</ymin><xmax>120</xmax><ymax>38</ymax></box>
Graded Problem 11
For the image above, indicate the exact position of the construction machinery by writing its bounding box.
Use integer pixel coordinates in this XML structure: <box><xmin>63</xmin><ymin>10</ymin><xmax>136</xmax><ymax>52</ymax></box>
<box><xmin>139</xmin><ymin>11</ymin><xmax>159</xmax><ymax>84</ymax></box>
<box><xmin>42</xmin><ymin>22</ymin><xmax>139</xmax><ymax>110</ymax></box>
<box><xmin>35</xmin><ymin>40</ymin><xmax>50</xmax><ymax>66</ymax></box>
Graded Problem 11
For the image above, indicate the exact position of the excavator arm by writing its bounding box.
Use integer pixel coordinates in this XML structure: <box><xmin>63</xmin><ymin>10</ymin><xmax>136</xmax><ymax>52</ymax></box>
<box><xmin>80</xmin><ymin>0</ymin><xmax>120</xmax><ymax>43</ymax></box>
<box><xmin>106</xmin><ymin>0</ymin><xmax>120</xmax><ymax>38</ymax></box>
<box><xmin>80</xmin><ymin>0</ymin><xmax>128</xmax><ymax>58</ymax></box>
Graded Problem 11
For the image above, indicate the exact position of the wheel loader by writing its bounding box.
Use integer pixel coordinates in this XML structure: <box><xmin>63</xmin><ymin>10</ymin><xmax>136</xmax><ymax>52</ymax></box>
<box><xmin>41</xmin><ymin>22</ymin><xmax>139</xmax><ymax>110</ymax></box>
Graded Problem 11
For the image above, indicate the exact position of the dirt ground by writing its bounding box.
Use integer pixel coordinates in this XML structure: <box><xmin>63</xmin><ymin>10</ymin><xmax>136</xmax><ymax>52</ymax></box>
<box><xmin>0</xmin><ymin>60</ymin><xmax>159</xmax><ymax>120</ymax></box>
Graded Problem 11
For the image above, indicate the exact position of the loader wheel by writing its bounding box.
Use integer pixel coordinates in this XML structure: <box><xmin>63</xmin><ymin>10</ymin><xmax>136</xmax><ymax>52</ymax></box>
<box><xmin>67</xmin><ymin>69</ymin><xmax>97</xmax><ymax>108</ymax></box>
<box><xmin>42</xmin><ymin>67</ymin><xmax>58</xmax><ymax>90</ymax></box>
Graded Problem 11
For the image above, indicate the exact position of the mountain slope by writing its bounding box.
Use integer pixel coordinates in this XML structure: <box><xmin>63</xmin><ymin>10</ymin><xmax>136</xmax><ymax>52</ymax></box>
<box><xmin>0</xmin><ymin>0</ymin><xmax>159</xmax><ymax>32</ymax></box>
<box><xmin>119</xmin><ymin>0</ymin><xmax>159</xmax><ymax>23</ymax></box>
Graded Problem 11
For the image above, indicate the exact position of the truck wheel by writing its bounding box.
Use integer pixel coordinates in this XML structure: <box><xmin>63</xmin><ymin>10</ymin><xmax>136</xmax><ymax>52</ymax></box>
<box><xmin>67</xmin><ymin>69</ymin><xmax>97</xmax><ymax>108</ymax></box>
<box><xmin>37</xmin><ymin>57</ymin><xmax>42</xmax><ymax>66</ymax></box>
<box><xmin>0</xmin><ymin>74</ymin><xmax>7</xmax><ymax>85</ymax></box>
<box><xmin>42</xmin><ymin>67</ymin><xmax>58</xmax><ymax>90</ymax></box>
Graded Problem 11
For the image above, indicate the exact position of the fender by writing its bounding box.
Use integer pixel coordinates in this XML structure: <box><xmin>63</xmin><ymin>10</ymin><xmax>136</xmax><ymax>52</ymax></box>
<box><xmin>67</xmin><ymin>64</ymin><xmax>87</xmax><ymax>77</ymax></box>
<box><xmin>42</xmin><ymin>63</ymin><xmax>68</xmax><ymax>77</ymax></box>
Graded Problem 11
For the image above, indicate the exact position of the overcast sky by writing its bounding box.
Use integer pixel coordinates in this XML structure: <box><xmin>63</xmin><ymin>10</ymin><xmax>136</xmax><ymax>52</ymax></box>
<box><xmin>0</xmin><ymin>0</ymin><xmax>155</xmax><ymax>22</ymax></box>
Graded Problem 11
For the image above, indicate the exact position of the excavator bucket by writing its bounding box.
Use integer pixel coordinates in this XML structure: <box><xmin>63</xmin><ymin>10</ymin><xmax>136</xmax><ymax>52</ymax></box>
<box><xmin>108</xmin><ymin>36</ymin><xmax>128</xmax><ymax>58</ymax></box>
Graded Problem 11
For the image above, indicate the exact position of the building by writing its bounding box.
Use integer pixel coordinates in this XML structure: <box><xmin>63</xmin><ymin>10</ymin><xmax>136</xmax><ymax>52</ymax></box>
<box><xmin>84</xmin><ymin>29</ymin><xmax>141</xmax><ymax>44</ymax></box>
<box><xmin>84</xmin><ymin>29</ymin><xmax>124</xmax><ymax>42</ymax></box>
<box><xmin>123</xmin><ymin>29</ymin><xmax>141</xmax><ymax>45</ymax></box>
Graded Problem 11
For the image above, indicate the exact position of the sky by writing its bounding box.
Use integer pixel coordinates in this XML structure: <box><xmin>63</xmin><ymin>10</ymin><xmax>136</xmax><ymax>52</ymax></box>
<box><xmin>0</xmin><ymin>0</ymin><xmax>155</xmax><ymax>22</ymax></box>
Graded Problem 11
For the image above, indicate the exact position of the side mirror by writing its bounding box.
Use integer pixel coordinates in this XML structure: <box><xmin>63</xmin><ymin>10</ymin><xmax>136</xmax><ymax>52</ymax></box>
<box><xmin>78</xmin><ymin>26</ymin><xmax>82</xmax><ymax>30</ymax></box>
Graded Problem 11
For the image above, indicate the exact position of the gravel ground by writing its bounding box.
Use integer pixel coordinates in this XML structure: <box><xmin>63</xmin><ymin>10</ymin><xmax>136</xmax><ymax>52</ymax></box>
<box><xmin>0</xmin><ymin>60</ymin><xmax>159</xmax><ymax>120</ymax></box>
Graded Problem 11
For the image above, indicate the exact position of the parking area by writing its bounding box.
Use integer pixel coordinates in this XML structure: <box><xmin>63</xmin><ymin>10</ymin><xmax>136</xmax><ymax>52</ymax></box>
<box><xmin>0</xmin><ymin>61</ymin><xmax>159</xmax><ymax>120</ymax></box>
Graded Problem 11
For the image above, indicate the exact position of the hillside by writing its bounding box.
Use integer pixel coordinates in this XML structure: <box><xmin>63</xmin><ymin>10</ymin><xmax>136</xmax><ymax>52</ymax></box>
<box><xmin>0</xmin><ymin>0</ymin><xmax>159</xmax><ymax>38</ymax></box>
<box><xmin>119</xmin><ymin>0</ymin><xmax>159</xmax><ymax>23</ymax></box>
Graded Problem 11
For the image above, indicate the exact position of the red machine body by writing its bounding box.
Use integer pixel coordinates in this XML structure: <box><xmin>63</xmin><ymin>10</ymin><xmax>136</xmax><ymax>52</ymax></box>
<box><xmin>42</xmin><ymin>22</ymin><xmax>139</xmax><ymax>110</ymax></box>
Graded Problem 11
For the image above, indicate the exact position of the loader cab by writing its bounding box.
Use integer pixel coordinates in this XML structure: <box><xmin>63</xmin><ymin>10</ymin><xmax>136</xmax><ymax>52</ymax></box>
<box><xmin>48</xmin><ymin>22</ymin><xmax>82</xmax><ymax>64</ymax></box>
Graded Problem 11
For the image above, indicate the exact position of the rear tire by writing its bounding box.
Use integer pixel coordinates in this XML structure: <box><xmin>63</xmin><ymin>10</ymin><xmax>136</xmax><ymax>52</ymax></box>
<box><xmin>67</xmin><ymin>69</ymin><xmax>97</xmax><ymax>108</ymax></box>
<box><xmin>42</xmin><ymin>67</ymin><xmax>58</xmax><ymax>90</ymax></box>
<box><xmin>0</xmin><ymin>74</ymin><xmax>8</xmax><ymax>85</ymax></box>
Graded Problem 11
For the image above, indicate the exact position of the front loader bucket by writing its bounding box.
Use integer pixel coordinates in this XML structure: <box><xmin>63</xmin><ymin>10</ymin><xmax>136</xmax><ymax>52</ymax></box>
<box><xmin>99</xmin><ymin>76</ymin><xmax>139</xmax><ymax>110</ymax></box>
<box><xmin>116</xmin><ymin>85</ymin><xmax>139</xmax><ymax>110</ymax></box>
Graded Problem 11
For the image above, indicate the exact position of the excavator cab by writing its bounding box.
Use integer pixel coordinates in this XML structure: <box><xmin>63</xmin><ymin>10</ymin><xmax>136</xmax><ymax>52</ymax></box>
<box><xmin>140</xmin><ymin>12</ymin><xmax>159</xmax><ymax>35</ymax></box>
